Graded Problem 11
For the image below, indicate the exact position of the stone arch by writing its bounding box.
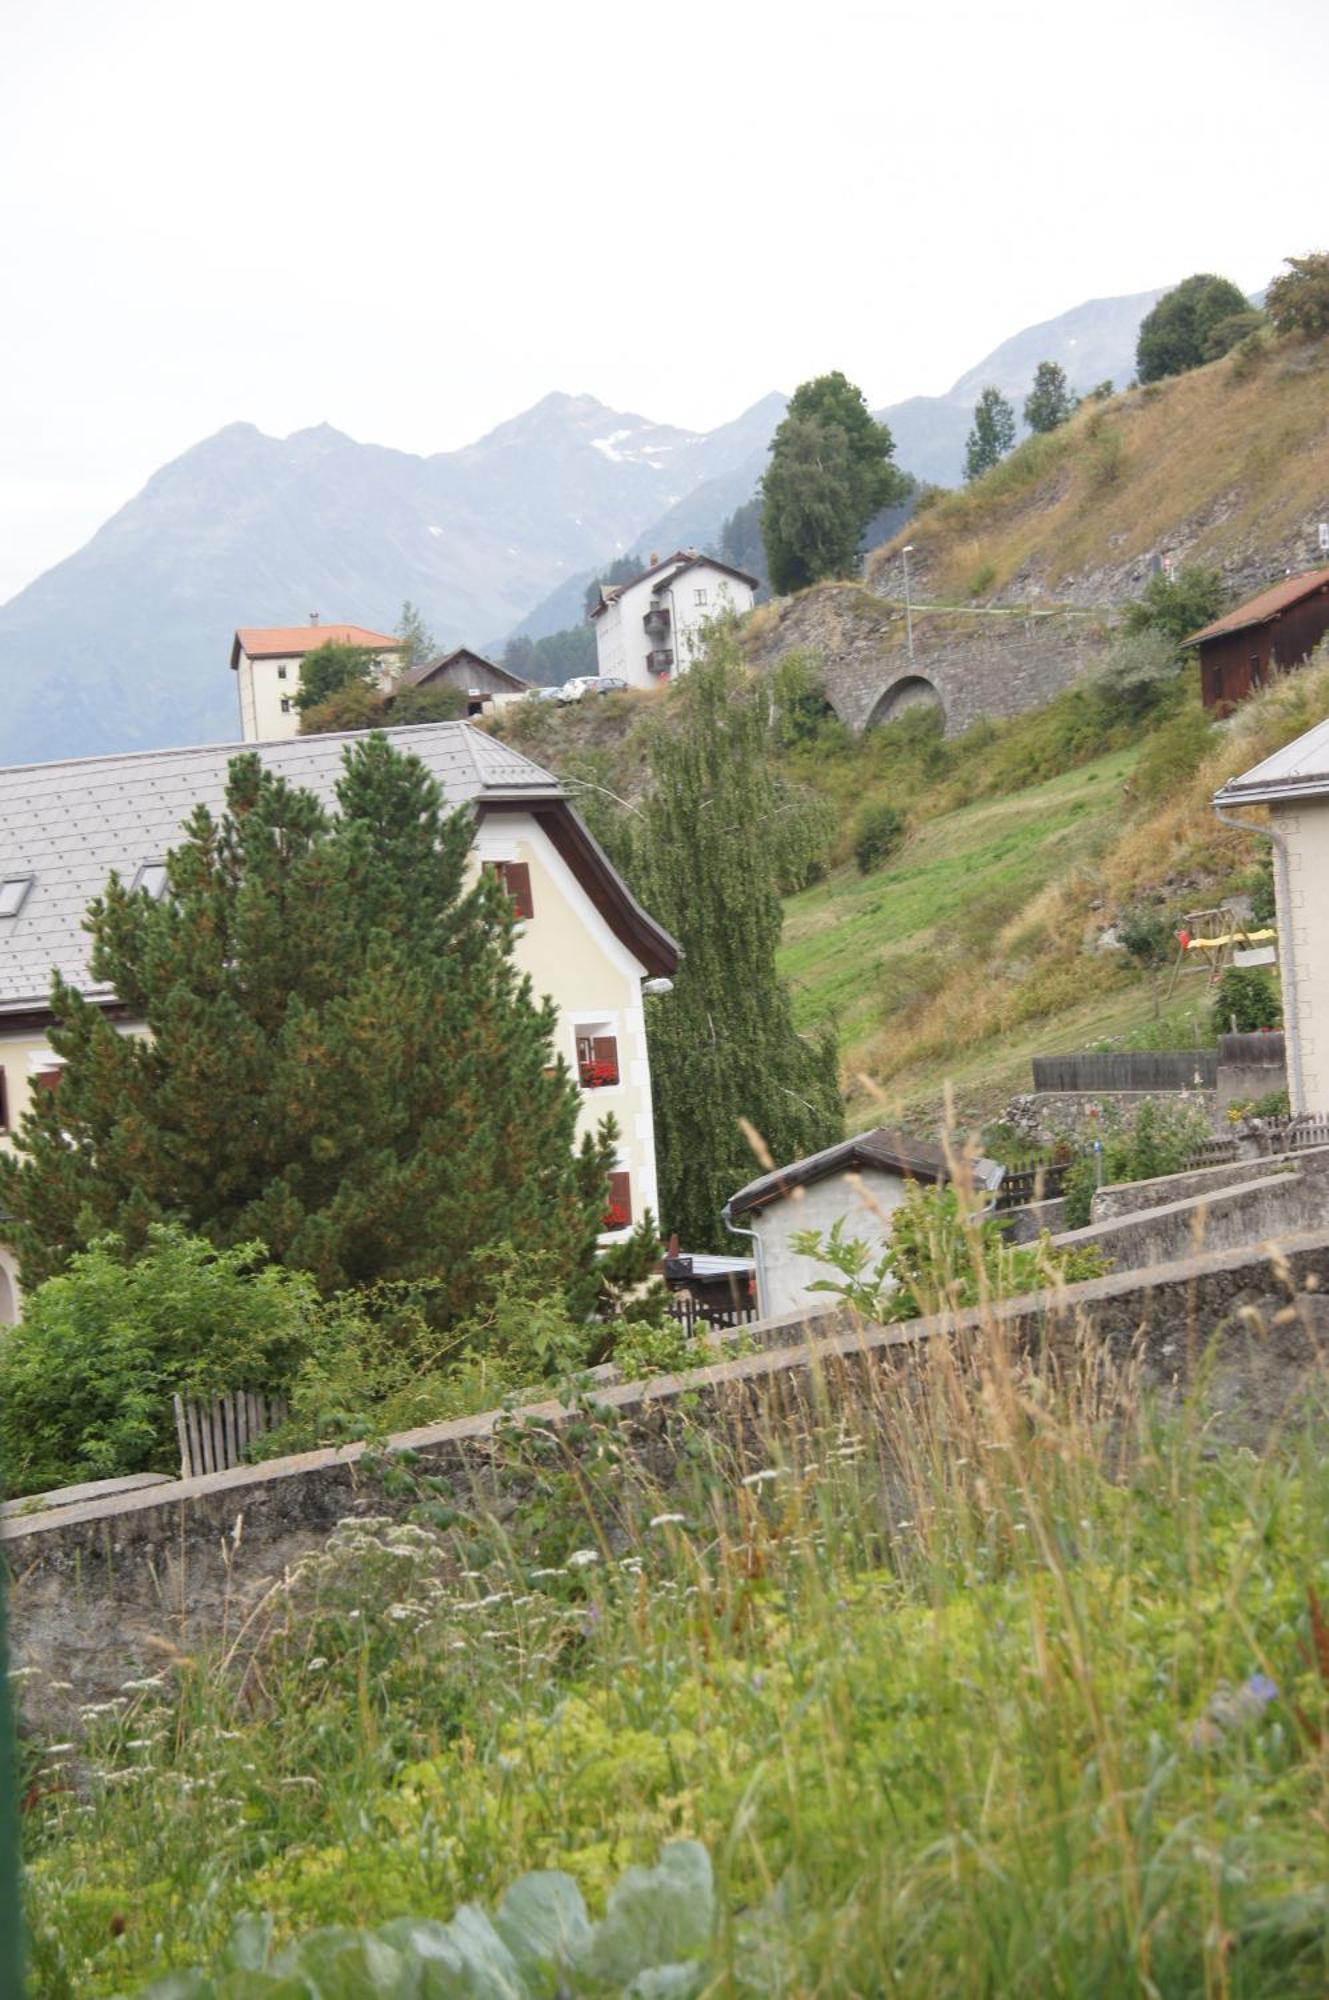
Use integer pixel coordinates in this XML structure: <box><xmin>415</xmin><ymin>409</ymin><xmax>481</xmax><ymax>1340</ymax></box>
<box><xmin>0</xmin><ymin>1258</ymin><xmax>16</xmax><ymax>1327</ymax></box>
<box><xmin>867</xmin><ymin>674</ymin><xmax>946</xmax><ymax>729</ymax></box>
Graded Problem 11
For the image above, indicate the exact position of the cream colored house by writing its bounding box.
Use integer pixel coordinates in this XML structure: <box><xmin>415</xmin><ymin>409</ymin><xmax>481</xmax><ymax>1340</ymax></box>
<box><xmin>231</xmin><ymin>619</ymin><xmax>406</xmax><ymax>741</ymax></box>
<box><xmin>724</xmin><ymin>1129</ymin><xmax>1004</xmax><ymax>1323</ymax></box>
<box><xmin>1215</xmin><ymin>715</ymin><xmax>1329</xmax><ymax>1118</ymax></box>
<box><xmin>0</xmin><ymin>723</ymin><xmax>679</xmax><ymax>1322</ymax></box>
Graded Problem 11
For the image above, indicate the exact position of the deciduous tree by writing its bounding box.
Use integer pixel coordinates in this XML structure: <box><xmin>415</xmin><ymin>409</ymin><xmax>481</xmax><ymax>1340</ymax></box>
<box><xmin>395</xmin><ymin>601</ymin><xmax>437</xmax><ymax>668</ymax></box>
<box><xmin>293</xmin><ymin>640</ymin><xmax>379</xmax><ymax>714</ymax></box>
<box><xmin>629</xmin><ymin>643</ymin><xmax>841</xmax><ymax>1247</ymax></box>
<box><xmin>762</xmin><ymin>374</ymin><xmax>907</xmax><ymax>594</ymax></box>
<box><xmin>964</xmin><ymin>387</ymin><xmax>1016</xmax><ymax>480</ymax></box>
<box><xmin>1022</xmin><ymin>361</ymin><xmax>1076</xmax><ymax>434</ymax></box>
<box><xmin>1266</xmin><ymin>251</ymin><xmax>1329</xmax><ymax>340</ymax></box>
<box><xmin>0</xmin><ymin>739</ymin><xmax>617</xmax><ymax>1316</ymax></box>
<box><xmin>1135</xmin><ymin>274</ymin><xmax>1249</xmax><ymax>382</ymax></box>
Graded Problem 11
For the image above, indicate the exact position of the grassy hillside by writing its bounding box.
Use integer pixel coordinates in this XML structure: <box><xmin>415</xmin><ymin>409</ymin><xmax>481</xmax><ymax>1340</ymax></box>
<box><xmin>868</xmin><ymin>331</ymin><xmax>1329</xmax><ymax>605</ymax></box>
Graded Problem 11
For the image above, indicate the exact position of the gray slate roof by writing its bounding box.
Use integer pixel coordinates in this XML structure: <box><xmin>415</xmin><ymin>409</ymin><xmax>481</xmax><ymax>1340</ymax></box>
<box><xmin>1214</xmin><ymin>714</ymin><xmax>1329</xmax><ymax>807</ymax></box>
<box><xmin>727</xmin><ymin>1127</ymin><xmax>1005</xmax><ymax>1219</ymax></box>
<box><xmin>0</xmin><ymin>723</ymin><xmax>562</xmax><ymax>1015</ymax></box>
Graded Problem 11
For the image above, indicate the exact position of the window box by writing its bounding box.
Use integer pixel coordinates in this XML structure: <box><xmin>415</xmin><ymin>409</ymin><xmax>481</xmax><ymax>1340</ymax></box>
<box><xmin>576</xmin><ymin>1033</ymin><xmax>619</xmax><ymax>1089</ymax></box>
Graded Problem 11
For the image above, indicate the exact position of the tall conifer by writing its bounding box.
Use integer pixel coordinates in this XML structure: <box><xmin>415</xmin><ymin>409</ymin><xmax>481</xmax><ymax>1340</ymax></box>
<box><xmin>631</xmin><ymin>645</ymin><xmax>841</xmax><ymax>1247</ymax></box>
<box><xmin>0</xmin><ymin>738</ymin><xmax>616</xmax><ymax>1315</ymax></box>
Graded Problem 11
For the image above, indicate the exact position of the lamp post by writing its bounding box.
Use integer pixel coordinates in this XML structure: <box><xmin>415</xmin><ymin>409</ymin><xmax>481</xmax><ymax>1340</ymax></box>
<box><xmin>901</xmin><ymin>543</ymin><xmax>916</xmax><ymax>664</ymax></box>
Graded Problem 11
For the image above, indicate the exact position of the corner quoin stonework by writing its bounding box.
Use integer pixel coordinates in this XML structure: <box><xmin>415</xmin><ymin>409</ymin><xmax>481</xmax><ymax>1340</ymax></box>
<box><xmin>745</xmin><ymin>584</ymin><xmax>1109</xmax><ymax>735</ymax></box>
<box><xmin>7</xmin><ymin>1232</ymin><xmax>1329</xmax><ymax>1735</ymax></box>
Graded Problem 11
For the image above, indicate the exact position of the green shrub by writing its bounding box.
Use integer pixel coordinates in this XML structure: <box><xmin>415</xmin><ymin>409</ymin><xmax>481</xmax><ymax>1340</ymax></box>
<box><xmin>0</xmin><ymin>1228</ymin><xmax>317</xmax><ymax>1495</ymax></box>
<box><xmin>853</xmin><ymin>802</ymin><xmax>906</xmax><ymax>873</ymax></box>
<box><xmin>1061</xmin><ymin>1096</ymin><xmax>1214</xmax><ymax>1226</ymax></box>
<box><xmin>1212</xmin><ymin>966</ymin><xmax>1281</xmax><ymax>1036</ymax></box>
<box><xmin>1248</xmin><ymin>853</ymin><xmax>1276</xmax><ymax>925</ymax></box>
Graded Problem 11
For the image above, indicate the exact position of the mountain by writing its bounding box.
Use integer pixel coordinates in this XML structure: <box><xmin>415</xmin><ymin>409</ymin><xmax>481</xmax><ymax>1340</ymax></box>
<box><xmin>0</xmin><ymin>394</ymin><xmax>780</xmax><ymax>764</ymax></box>
<box><xmin>876</xmin><ymin>288</ymin><xmax>1169</xmax><ymax>488</ymax></box>
<box><xmin>509</xmin><ymin>392</ymin><xmax>787</xmax><ymax>643</ymax></box>
<box><xmin>0</xmin><ymin>290</ymin><xmax>1173</xmax><ymax>765</ymax></box>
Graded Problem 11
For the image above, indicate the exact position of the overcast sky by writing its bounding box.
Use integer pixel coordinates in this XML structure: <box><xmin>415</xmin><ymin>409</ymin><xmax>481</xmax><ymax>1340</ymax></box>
<box><xmin>3</xmin><ymin>0</ymin><xmax>1324</xmax><ymax>603</ymax></box>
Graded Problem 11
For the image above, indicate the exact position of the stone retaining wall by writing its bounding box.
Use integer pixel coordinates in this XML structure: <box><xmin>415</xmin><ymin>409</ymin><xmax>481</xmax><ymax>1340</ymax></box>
<box><xmin>8</xmin><ymin>1234</ymin><xmax>1329</xmax><ymax>1734</ymax></box>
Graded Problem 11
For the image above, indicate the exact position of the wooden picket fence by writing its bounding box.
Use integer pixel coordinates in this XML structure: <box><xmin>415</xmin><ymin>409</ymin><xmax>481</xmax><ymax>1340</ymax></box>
<box><xmin>173</xmin><ymin>1388</ymin><xmax>289</xmax><ymax>1480</ymax></box>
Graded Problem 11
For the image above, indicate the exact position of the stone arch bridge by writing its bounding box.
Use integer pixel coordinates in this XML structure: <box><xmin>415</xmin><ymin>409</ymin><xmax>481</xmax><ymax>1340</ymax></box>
<box><xmin>746</xmin><ymin>584</ymin><xmax>1110</xmax><ymax>735</ymax></box>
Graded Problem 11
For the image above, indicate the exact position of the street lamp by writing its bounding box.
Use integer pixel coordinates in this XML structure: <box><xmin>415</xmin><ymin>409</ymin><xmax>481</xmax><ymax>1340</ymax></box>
<box><xmin>901</xmin><ymin>544</ymin><xmax>916</xmax><ymax>663</ymax></box>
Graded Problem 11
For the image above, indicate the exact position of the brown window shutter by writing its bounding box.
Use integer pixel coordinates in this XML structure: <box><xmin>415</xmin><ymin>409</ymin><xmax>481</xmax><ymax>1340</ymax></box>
<box><xmin>0</xmin><ymin>1067</ymin><xmax>7</xmax><ymax>1131</ymax></box>
<box><xmin>33</xmin><ymin>1066</ymin><xmax>62</xmax><ymax>1093</ymax></box>
<box><xmin>485</xmin><ymin>860</ymin><xmax>534</xmax><ymax>920</ymax></box>
<box><xmin>604</xmin><ymin>1169</ymin><xmax>632</xmax><ymax>1230</ymax></box>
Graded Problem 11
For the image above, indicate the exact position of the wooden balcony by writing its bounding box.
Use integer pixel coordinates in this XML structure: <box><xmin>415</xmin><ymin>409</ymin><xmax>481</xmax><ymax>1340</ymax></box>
<box><xmin>645</xmin><ymin>648</ymin><xmax>674</xmax><ymax>674</ymax></box>
<box><xmin>642</xmin><ymin>605</ymin><xmax>671</xmax><ymax>637</ymax></box>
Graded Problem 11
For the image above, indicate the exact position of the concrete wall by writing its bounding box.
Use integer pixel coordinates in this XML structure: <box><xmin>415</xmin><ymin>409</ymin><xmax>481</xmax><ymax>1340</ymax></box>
<box><xmin>1090</xmin><ymin>1154</ymin><xmax>1299</xmax><ymax>1223</ymax></box>
<box><xmin>8</xmin><ymin>1229</ymin><xmax>1329</xmax><ymax>1733</ymax></box>
<box><xmin>748</xmin><ymin>1166</ymin><xmax>909</xmax><ymax>1319</ymax></box>
<box><xmin>1272</xmin><ymin>797</ymin><xmax>1329</xmax><ymax>1118</ymax></box>
<box><xmin>744</xmin><ymin>583</ymin><xmax>1108</xmax><ymax>736</ymax></box>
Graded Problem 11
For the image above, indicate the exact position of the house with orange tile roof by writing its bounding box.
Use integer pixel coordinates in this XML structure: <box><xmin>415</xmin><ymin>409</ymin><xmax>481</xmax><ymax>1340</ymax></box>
<box><xmin>230</xmin><ymin>616</ymin><xmax>405</xmax><ymax>741</ymax></box>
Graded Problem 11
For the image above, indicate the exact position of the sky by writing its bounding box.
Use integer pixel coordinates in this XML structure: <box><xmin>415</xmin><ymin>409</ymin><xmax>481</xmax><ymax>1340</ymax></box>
<box><xmin>2</xmin><ymin>0</ymin><xmax>1325</xmax><ymax>603</ymax></box>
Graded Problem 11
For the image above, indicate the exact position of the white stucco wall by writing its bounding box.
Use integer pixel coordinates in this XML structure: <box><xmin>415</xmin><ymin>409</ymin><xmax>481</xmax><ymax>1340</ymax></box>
<box><xmin>748</xmin><ymin>1165</ymin><xmax>909</xmax><ymax>1320</ymax></box>
<box><xmin>1271</xmin><ymin>798</ymin><xmax>1329</xmax><ymax>1116</ymax></box>
<box><xmin>595</xmin><ymin>564</ymin><xmax>755</xmax><ymax>691</ymax></box>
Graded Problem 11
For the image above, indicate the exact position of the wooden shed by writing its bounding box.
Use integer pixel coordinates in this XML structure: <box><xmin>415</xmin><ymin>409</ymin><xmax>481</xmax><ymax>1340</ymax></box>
<box><xmin>1185</xmin><ymin>566</ymin><xmax>1329</xmax><ymax>713</ymax></box>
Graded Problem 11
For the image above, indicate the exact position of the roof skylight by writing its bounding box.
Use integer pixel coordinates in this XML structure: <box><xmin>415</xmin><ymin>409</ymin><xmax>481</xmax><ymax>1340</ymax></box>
<box><xmin>0</xmin><ymin>874</ymin><xmax>34</xmax><ymax>920</ymax></box>
<box><xmin>133</xmin><ymin>862</ymin><xmax>169</xmax><ymax>900</ymax></box>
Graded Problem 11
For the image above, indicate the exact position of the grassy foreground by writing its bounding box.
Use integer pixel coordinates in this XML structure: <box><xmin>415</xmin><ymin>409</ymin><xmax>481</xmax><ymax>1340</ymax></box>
<box><xmin>20</xmin><ymin>1295</ymin><xmax>1329</xmax><ymax>1997</ymax></box>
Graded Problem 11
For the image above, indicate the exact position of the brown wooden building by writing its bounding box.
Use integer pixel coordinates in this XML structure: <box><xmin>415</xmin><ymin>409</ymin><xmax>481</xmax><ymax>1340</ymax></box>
<box><xmin>1185</xmin><ymin>566</ymin><xmax>1329</xmax><ymax>713</ymax></box>
<box><xmin>404</xmin><ymin>647</ymin><xmax>530</xmax><ymax>716</ymax></box>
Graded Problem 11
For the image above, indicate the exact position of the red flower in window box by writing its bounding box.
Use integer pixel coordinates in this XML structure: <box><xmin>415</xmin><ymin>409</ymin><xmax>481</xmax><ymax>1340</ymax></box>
<box><xmin>601</xmin><ymin>1202</ymin><xmax>630</xmax><ymax>1230</ymax></box>
<box><xmin>579</xmin><ymin>1058</ymin><xmax>620</xmax><ymax>1089</ymax></box>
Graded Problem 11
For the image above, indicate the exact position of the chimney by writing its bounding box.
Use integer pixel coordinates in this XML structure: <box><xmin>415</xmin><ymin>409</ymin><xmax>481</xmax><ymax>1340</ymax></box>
<box><xmin>309</xmin><ymin>611</ymin><xmax>320</xmax><ymax>627</ymax></box>
<box><xmin>649</xmin><ymin>552</ymin><xmax>658</xmax><ymax>566</ymax></box>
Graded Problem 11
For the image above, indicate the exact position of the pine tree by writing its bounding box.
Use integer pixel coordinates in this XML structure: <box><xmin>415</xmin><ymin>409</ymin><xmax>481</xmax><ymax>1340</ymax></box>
<box><xmin>964</xmin><ymin>387</ymin><xmax>1017</xmax><ymax>481</ymax></box>
<box><xmin>0</xmin><ymin>739</ymin><xmax>617</xmax><ymax>1316</ymax></box>
<box><xmin>630</xmin><ymin>642</ymin><xmax>841</xmax><ymax>1247</ymax></box>
<box><xmin>1022</xmin><ymin>360</ymin><xmax>1077</xmax><ymax>434</ymax></box>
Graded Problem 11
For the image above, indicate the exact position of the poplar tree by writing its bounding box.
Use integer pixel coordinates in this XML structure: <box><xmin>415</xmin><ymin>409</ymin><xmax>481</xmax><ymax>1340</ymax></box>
<box><xmin>0</xmin><ymin>738</ymin><xmax>616</xmax><ymax>1315</ymax></box>
<box><xmin>631</xmin><ymin>644</ymin><xmax>842</xmax><ymax>1248</ymax></box>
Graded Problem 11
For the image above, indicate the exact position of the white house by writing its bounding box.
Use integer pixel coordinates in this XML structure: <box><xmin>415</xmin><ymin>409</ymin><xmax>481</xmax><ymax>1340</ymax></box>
<box><xmin>590</xmin><ymin>551</ymin><xmax>759</xmax><ymax>690</ymax></box>
<box><xmin>0</xmin><ymin>723</ymin><xmax>680</xmax><ymax>1324</ymax></box>
<box><xmin>1214</xmin><ymin>714</ymin><xmax>1329</xmax><ymax>1118</ymax></box>
<box><xmin>231</xmin><ymin>619</ymin><xmax>406</xmax><ymax>741</ymax></box>
<box><xmin>724</xmin><ymin>1129</ymin><xmax>1005</xmax><ymax>1323</ymax></box>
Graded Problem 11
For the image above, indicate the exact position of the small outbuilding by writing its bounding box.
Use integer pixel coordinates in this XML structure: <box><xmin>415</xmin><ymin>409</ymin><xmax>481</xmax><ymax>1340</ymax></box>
<box><xmin>723</xmin><ymin>1128</ymin><xmax>1005</xmax><ymax>1323</ymax></box>
<box><xmin>405</xmin><ymin>648</ymin><xmax>530</xmax><ymax>716</ymax></box>
<box><xmin>1214</xmin><ymin>713</ymin><xmax>1329</xmax><ymax>1118</ymax></box>
<box><xmin>1185</xmin><ymin>567</ymin><xmax>1329</xmax><ymax>714</ymax></box>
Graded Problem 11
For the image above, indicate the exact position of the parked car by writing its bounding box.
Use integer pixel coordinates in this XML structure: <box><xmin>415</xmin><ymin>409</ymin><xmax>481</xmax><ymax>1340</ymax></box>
<box><xmin>591</xmin><ymin>676</ymin><xmax>628</xmax><ymax>696</ymax></box>
<box><xmin>556</xmin><ymin>676</ymin><xmax>602</xmax><ymax>704</ymax></box>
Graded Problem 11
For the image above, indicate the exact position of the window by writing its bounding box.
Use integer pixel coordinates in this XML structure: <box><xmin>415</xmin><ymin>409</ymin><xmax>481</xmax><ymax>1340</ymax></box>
<box><xmin>280</xmin><ymin>697</ymin><xmax>291</xmax><ymax>715</ymax></box>
<box><xmin>603</xmin><ymin>1169</ymin><xmax>632</xmax><ymax>1231</ymax></box>
<box><xmin>694</xmin><ymin>587</ymin><xmax>708</xmax><ymax>606</ymax></box>
<box><xmin>0</xmin><ymin>875</ymin><xmax>33</xmax><ymax>919</ymax></box>
<box><xmin>485</xmin><ymin>860</ymin><xmax>533</xmax><ymax>920</ymax></box>
<box><xmin>133</xmin><ymin>862</ymin><xmax>168</xmax><ymax>899</ymax></box>
<box><xmin>277</xmin><ymin>663</ymin><xmax>288</xmax><ymax>679</ymax></box>
<box><xmin>576</xmin><ymin>1029</ymin><xmax>619</xmax><ymax>1090</ymax></box>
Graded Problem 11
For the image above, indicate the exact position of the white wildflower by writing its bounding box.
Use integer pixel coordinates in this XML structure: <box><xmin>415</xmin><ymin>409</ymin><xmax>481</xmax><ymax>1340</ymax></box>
<box><xmin>306</xmin><ymin>1657</ymin><xmax>328</xmax><ymax>1673</ymax></box>
<box><xmin>650</xmin><ymin>1513</ymin><xmax>687</xmax><ymax>1528</ymax></box>
<box><xmin>567</xmin><ymin>1548</ymin><xmax>600</xmax><ymax>1569</ymax></box>
<box><xmin>121</xmin><ymin>1675</ymin><xmax>166</xmax><ymax>1693</ymax></box>
<box><xmin>741</xmin><ymin>1468</ymin><xmax>780</xmax><ymax>1488</ymax></box>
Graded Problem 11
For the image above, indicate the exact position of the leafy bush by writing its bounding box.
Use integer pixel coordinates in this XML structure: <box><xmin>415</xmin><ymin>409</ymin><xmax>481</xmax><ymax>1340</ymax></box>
<box><xmin>1248</xmin><ymin>853</ymin><xmax>1276</xmax><ymax>925</ymax></box>
<box><xmin>121</xmin><ymin>1842</ymin><xmax>715</xmax><ymax>1998</ymax></box>
<box><xmin>1121</xmin><ymin>566</ymin><xmax>1228</xmax><ymax>651</ymax></box>
<box><xmin>792</xmin><ymin>1179</ymin><xmax>1106</xmax><ymax>1323</ymax></box>
<box><xmin>1266</xmin><ymin>250</ymin><xmax>1329</xmax><ymax>340</ymax></box>
<box><xmin>1136</xmin><ymin>273</ymin><xmax>1250</xmax><ymax>382</ymax></box>
<box><xmin>1212</xmin><ymin>966</ymin><xmax>1281</xmax><ymax>1036</ymax></box>
<box><xmin>0</xmin><ymin>1228</ymin><xmax>317</xmax><ymax>1495</ymax></box>
<box><xmin>854</xmin><ymin>802</ymin><xmax>906</xmax><ymax>874</ymax></box>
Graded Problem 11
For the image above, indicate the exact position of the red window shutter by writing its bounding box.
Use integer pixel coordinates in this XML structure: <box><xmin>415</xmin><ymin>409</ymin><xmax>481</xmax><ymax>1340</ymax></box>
<box><xmin>33</xmin><ymin>1066</ymin><xmax>62</xmax><ymax>1093</ymax></box>
<box><xmin>603</xmin><ymin>1169</ymin><xmax>632</xmax><ymax>1230</ymax></box>
<box><xmin>485</xmin><ymin>860</ymin><xmax>533</xmax><ymax>920</ymax></box>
